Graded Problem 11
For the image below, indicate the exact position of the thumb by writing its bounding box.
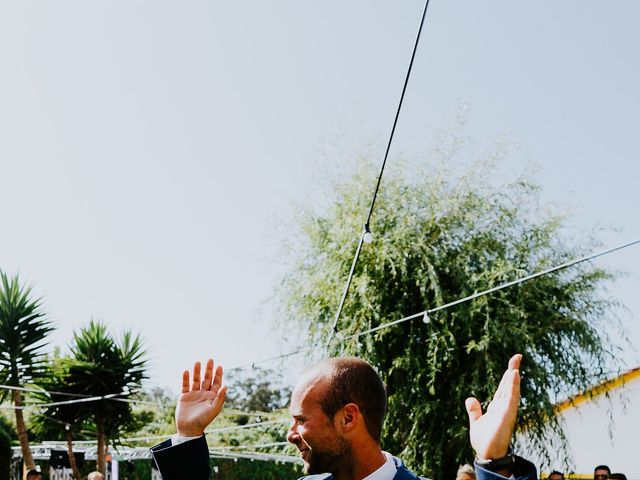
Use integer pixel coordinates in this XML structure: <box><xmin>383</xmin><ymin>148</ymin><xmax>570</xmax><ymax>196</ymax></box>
<box><xmin>465</xmin><ymin>397</ymin><xmax>482</xmax><ymax>423</ymax></box>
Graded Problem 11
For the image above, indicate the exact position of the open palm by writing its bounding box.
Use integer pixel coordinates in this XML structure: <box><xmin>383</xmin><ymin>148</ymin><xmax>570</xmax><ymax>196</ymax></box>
<box><xmin>465</xmin><ymin>354</ymin><xmax>521</xmax><ymax>460</ymax></box>
<box><xmin>175</xmin><ymin>359</ymin><xmax>228</xmax><ymax>437</ymax></box>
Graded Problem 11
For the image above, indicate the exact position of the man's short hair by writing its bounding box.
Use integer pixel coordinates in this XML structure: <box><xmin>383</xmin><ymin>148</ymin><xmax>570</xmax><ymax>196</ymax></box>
<box><xmin>314</xmin><ymin>357</ymin><xmax>387</xmax><ymax>442</ymax></box>
<box><xmin>26</xmin><ymin>470</ymin><xmax>42</xmax><ymax>480</ymax></box>
<box><xmin>87</xmin><ymin>472</ymin><xmax>105</xmax><ymax>480</ymax></box>
<box><xmin>549</xmin><ymin>470</ymin><xmax>565</xmax><ymax>480</ymax></box>
<box><xmin>595</xmin><ymin>466</ymin><xmax>611</xmax><ymax>475</ymax></box>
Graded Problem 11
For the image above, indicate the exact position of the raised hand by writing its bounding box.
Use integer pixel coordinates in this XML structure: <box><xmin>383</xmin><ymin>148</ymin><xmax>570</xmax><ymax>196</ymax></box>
<box><xmin>465</xmin><ymin>354</ymin><xmax>522</xmax><ymax>460</ymax></box>
<box><xmin>175</xmin><ymin>359</ymin><xmax>228</xmax><ymax>437</ymax></box>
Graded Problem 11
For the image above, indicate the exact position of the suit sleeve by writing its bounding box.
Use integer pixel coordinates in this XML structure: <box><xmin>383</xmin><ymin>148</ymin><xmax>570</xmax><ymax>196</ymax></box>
<box><xmin>151</xmin><ymin>435</ymin><xmax>211</xmax><ymax>480</ymax></box>
<box><xmin>475</xmin><ymin>455</ymin><xmax>537</xmax><ymax>480</ymax></box>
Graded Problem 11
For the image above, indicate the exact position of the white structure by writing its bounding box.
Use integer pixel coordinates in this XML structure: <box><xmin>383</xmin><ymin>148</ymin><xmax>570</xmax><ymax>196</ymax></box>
<box><xmin>520</xmin><ymin>367</ymin><xmax>640</xmax><ymax>480</ymax></box>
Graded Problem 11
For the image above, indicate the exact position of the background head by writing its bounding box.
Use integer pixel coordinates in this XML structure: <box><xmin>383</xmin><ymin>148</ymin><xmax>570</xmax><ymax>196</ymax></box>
<box><xmin>609</xmin><ymin>474</ymin><xmax>627</xmax><ymax>480</ymax></box>
<box><xmin>26</xmin><ymin>470</ymin><xmax>42</xmax><ymax>480</ymax></box>
<box><xmin>87</xmin><ymin>472</ymin><xmax>105</xmax><ymax>480</ymax></box>
<box><xmin>456</xmin><ymin>463</ymin><xmax>476</xmax><ymax>480</ymax></box>
<box><xmin>549</xmin><ymin>470</ymin><xmax>565</xmax><ymax>480</ymax></box>
<box><xmin>594</xmin><ymin>466</ymin><xmax>611</xmax><ymax>480</ymax></box>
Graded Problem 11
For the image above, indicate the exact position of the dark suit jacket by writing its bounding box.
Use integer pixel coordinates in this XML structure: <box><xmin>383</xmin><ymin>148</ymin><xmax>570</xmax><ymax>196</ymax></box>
<box><xmin>299</xmin><ymin>456</ymin><xmax>537</xmax><ymax>480</ymax></box>
<box><xmin>151</xmin><ymin>435</ymin><xmax>210</xmax><ymax>480</ymax></box>
<box><xmin>150</xmin><ymin>435</ymin><xmax>537</xmax><ymax>480</ymax></box>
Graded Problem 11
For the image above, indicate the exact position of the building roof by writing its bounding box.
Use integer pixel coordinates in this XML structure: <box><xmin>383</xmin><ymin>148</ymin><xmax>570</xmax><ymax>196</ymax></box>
<box><xmin>556</xmin><ymin>366</ymin><xmax>640</xmax><ymax>413</ymax></box>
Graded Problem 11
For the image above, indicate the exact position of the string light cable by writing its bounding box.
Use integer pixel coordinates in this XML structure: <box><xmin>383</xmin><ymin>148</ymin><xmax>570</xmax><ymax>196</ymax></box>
<box><xmin>325</xmin><ymin>0</ymin><xmax>434</xmax><ymax>350</ymax></box>
<box><xmin>0</xmin><ymin>384</ymin><xmax>284</xmax><ymax>422</ymax></box>
<box><xmin>340</xmin><ymin>237</ymin><xmax>640</xmax><ymax>341</ymax></box>
<box><xmin>231</xmin><ymin>237</ymin><xmax>640</xmax><ymax>369</ymax></box>
<box><xmin>3</xmin><ymin>239</ymin><xmax>635</xmax><ymax>414</ymax></box>
<box><xmin>117</xmin><ymin>418</ymin><xmax>290</xmax><ymax>443</ymax></box>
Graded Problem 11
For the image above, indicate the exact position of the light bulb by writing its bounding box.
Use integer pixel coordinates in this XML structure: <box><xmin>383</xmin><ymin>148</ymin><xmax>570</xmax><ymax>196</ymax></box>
<box><xmin>363</xmin><ymin>231</ymin><xmax>373</xmax><ymax>243</ymax></box>
<box><xmin>422</xmin><ymin>312</ymin><xmax>431</xmax><ymax>324</ymax></box>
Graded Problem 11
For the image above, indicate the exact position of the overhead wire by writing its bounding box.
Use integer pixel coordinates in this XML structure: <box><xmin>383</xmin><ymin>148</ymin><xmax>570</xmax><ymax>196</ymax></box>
<box><xmin>325</xmin><ymin>0</ymin><xmax>434</xmax><ymax>351</ymax></box>
<box><xmin>229</xmin><ymin>237</ymin><xmax>640</xmax><ymax>369</ymax></box>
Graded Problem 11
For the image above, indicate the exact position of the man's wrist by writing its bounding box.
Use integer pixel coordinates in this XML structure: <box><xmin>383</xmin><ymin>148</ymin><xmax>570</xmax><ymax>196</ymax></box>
<box><xmin>176</xmin><ymin>428</ymin><xmax>204</xmax><ymax>437</ymax></box>
<box><xmin>475</xmin><ymin>447</ymin><xmax>515</xmax><ymax>475</ymax></box>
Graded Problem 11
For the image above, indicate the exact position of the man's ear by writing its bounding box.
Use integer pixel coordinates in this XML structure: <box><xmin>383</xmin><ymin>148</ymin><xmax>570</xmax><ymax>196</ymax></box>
<box><xmin>340</xmin><ymin>403</ymin><xmax>360</xmax><ymax>433</ymax></box>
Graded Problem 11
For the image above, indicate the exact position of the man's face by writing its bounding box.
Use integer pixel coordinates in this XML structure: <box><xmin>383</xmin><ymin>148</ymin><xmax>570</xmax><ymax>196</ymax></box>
<box><xmin>595</xmin><ymin>470</ymin><xmax>609</xmax><ymax>480</ymax></box>
<box><xmin>550</xmin><ymin>474</ymin><xmax>564</xmax><ymax>480</ymax></box>
<box><xmin>287</xmin><ymin>373</ymin><xmax>353</xmax><ymax>475</ymax></box>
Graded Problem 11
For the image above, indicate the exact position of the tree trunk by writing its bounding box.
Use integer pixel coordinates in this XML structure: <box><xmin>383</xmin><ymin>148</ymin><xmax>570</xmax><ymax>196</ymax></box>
<box><xmin>96</xmin><ymin>415</ymin><xmax>106</xmax><ymax>475</ymax></box>
<box><xmin>12</xmin><ymin>390</ymin><xmax>35</xmax><ymax>471</ymax></box>
<box><xmin>65</xmin><ymin>430</ymin><xmax>82</xmax><ymax>480</ymax></box>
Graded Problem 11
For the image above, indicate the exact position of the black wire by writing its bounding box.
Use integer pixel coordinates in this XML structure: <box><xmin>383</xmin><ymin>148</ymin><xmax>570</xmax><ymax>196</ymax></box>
<box><xmin>325</xmin><ymin>0</ymin><xmax>433</xmax><ymax>350</ymax></box>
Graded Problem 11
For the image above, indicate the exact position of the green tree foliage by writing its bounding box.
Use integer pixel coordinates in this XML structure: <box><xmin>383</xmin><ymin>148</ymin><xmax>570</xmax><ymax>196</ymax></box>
<box><xmin>32</xmin><ymin>356</ymin><xmax>84</xmax><ymax>479</ymax></box>
<box><xmin>226</xmin><ymin>367</ymin><xmax>291</xmax><ymax>414</ymax></box>
<box><xmin>0</xmin><ymin>271</ymin><xmax>54</xmax><ymax>470</ymax></box>
<box><xmin>278</xmin><ymin>135</ymin><xmax>621</xmax><ymax>479</ymax></box>
<box><xmin>68</xmin><ymin>320</ymin><xmax>147</xmax><ymax>476</ymax></box>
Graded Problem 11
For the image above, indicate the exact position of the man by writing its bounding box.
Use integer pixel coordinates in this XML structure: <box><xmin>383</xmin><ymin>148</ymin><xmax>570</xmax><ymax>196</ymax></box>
<box><xmin>25</xmin><ymin>470</ymin><xmax>42</xmax><ymax>480</ymax></box>
<box><xmin>548</xmin><ymin>470</ymin><xmax>564</xmax><ymax>480</ymax></box>
<box><xmin>594</xmin><ymin>466</ymin><xmax>611</xmax><ymax>480</ymax></box>
<box><xmin>151</xmin><ymin>355</ymin><xmax>536</xmax><ymax>480</ymax></box>
<box><xmin>87</xmin><ymin>471</ymin><xmax>105</xmax><ymax>480</ymax></box>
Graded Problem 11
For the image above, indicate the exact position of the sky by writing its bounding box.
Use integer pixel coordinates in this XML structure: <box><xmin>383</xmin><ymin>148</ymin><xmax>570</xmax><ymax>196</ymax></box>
<box><xmin>0</xmin><ymin>1</ymin><xmax>638</xmax><ymax>399</ymax></box>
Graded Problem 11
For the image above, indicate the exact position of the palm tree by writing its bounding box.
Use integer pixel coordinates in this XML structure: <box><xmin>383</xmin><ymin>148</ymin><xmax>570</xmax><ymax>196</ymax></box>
<box><xmin>0</xmin><ymin>272</ymin><xmax>54</xmax><ymax>471</ymax></box>
<box><xmin>69</xmin><ymin>321</ymin><xmax>147</xmax><ymax>475</ymax></box>
<box><xmin>32</xmin><ymin>356</ymin><xmax>88</xmax><ymax>480</ymax></box>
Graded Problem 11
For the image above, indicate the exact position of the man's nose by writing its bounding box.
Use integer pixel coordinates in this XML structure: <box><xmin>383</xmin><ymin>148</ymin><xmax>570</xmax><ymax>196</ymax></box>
<box><xmin>287</xmin><ymin>421</ymin><xmax>299</xmax><ymax>444</ymax></box>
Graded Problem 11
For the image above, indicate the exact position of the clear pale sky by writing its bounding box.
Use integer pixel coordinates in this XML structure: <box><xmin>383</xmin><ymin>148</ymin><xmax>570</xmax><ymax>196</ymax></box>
<box><xmin>0</xmin><ymin>1</ymin><xmax>638</xmax><ymax>395</ymax></box>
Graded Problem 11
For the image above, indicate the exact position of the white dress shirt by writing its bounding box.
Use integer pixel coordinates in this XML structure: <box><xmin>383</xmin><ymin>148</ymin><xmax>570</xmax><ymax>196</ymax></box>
<box><xmin>363</xmin><ymin>451</ymin><xmax>397</xmax><ymax>480</ymax></box>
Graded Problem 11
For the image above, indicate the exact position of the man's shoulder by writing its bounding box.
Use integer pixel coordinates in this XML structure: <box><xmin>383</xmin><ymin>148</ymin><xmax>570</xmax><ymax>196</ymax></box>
<box><xmin>392</xmin><ymin>456</ymin><xmax>429</xmax><ymax>480</ymax></box>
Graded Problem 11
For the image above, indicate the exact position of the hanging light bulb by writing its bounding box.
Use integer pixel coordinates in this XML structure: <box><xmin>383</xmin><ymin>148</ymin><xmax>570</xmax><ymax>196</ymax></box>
<box><xmin>363</xmin><ymin>224</ymin><xmax>373</xmax><ymax>244</ymax></box>
<box><xmin>422</xmin><ymin>311</ymin><xmax>431</xmax><ymax>324</ymax></box>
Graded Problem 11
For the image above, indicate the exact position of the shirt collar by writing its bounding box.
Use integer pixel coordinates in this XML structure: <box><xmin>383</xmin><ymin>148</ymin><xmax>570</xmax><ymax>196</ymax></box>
<box><xmin>363</xmin><ymin>452</ymin><xmax>397</xmax><ymax>480</ymax></box>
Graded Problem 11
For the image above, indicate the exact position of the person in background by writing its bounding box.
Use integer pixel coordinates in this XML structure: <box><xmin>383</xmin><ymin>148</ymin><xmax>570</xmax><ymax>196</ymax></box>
<box><xmin>25</xmin><ymin>469</ymin><xmax>42</xmax><ymax>480</ymax></box>
<box><xmin>87</xmin><ymin>472</ymin><xmax>105</xmax><ymax>480</ymax></box>
<box><xmin>548</xmin><ymin>470</ymin><xmax>564</xmax><ymax>480</ymax></box>
<box><xmin>456</xmin><ymin>464</ymin><xmax>476</xmax><ymax>480</ymax></box>
<box><xmin>609</xmin><ymin>473</ymin><xmax>627</xmax><ymax>480</ymax></box>
<box><xmin>594</xmin><ymin>465</ymin><xmax>611</xmax><ymax>480</ymax></box>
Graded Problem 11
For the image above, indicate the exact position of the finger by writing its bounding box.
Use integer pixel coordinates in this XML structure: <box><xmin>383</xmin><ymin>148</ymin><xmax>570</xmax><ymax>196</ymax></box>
<box><xmin>493</xmin><ymin>367</ymin><xmax>510</xmax><ymax>400</ymax></box>
<box><xmin>495</xmin><ymin>354</ymin><xmax>521</xmax><ymax>399</ymax></box>
<box><xmin>212</xmin><ymin>365</ymin><xmax>223</xmax><ymax>389</ymax></box>
<box><xmin>507</xmin><ymin>368</ymin><xmax>521</xmax><ymax>405</ymax></box>
<box><xmin>465</xmin><ymin>397</ymin><xmax>482</xmax><ymax>423</ymax></box>
<box><xmin>181</xmin><ymin>370</ymin><xmax>190</xmax><ymax>394</ymax></box>
<box><xmin>210</xmin><ymin>386</ymin><xmax>228</xmax><ymax>418</ymax></box>
<box><xmin>202</xmin><ymin>359</ymin><xmax>214</xmax><ymax>390</ymax></box>
<box><xmin>192</xmin><ymin>361</ymin><xmax>202</xmax><ymax>391</ymax></box>
<box><xmin>508</xmin><ymin>353</ymin><xmax>522</xmax><ymax>371</ymax></box>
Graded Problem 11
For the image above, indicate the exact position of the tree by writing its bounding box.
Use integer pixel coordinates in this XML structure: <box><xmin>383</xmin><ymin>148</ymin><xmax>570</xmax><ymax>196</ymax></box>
<box><xmin>277</xmin><ymin>132</ymin><xmax>622</xmax><ymax>479</ymax></box>
<box><xmin>0</xmin><ymin>272</ymin><xmax>54</xmax><ymax>471</ymax></box>
<box><xmin>32</xmin><ymin>354</ymin><xmax>90</xmax><ymax>480</ymax></box>
<box><xmin>226</xmin><ymin>367</ymin><xmax>291</xmax><ymax>414</ymax></box>
<box><xmin>68</xmin><ymin>320</ymin><xmax>147</xmax><ymax>475</ymax></box>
